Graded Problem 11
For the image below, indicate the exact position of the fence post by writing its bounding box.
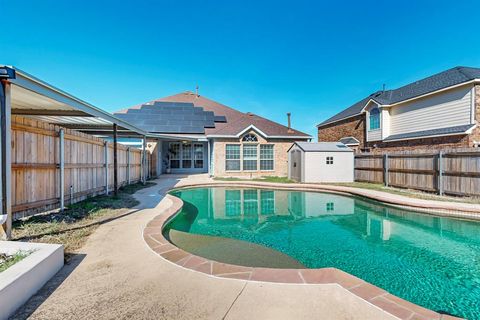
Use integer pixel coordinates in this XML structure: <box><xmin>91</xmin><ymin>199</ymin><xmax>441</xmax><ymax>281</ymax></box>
<box><xmin>383</xmin><ymin>153</ymin><xmax>389</xmax><ymax>187</ymax></box>
<box><xmin>142</xmin><ymin>137</ymin><xmax>146</xmax><ymax>185</ymax></box>
<box><xmin>438</xmin><ymin>151</ymin><xmax>444</xmax><ymax>196</ymax></box>
<box><xmin>127</xmin><ymin>147</ymin><xmax>131</xmax><ymax>185</ymax></box>
<box><xmin>59</xmin><ymin>128</ymin><xmax>65</xmax><ymax>211</ymax></box>
<box><xmin>104</xmin><ymin>141</ymin><xmax>109</xmax><ymax>195</ymax></box>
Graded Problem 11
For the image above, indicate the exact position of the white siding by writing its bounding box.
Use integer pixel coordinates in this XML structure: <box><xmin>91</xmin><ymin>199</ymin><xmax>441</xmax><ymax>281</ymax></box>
<box><xmin>303</xmin><ymin>152</ymin><xmax>354</xmax><ymax>183</ymax></box>
<box><xmin>367</xmin><ymin>129</ymin><xmax>382</xmax><ymax>141</ymax></box>
<box><xmin>390</xmin><ymin>85</ymin><xmax>473</xmax><ymax>135</ymax></box>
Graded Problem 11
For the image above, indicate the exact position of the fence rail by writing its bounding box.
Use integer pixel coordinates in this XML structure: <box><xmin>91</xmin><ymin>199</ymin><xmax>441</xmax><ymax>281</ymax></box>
<box><xmin>11</xmin><ymin>116</ymin><xmax>154</xmax><ymax>220</ymax></box>
<box><xmin>354</xmin><ymin>148</ymin><xmax>480</xmax><ymax>197</ymax></box>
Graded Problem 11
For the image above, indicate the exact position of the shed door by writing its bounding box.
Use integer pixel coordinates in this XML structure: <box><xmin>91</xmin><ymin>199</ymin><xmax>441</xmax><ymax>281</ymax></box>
<box><xmin>290</xmin><ymin>150</ymin><xmax>302</xmax><ymax>182</ymax></box>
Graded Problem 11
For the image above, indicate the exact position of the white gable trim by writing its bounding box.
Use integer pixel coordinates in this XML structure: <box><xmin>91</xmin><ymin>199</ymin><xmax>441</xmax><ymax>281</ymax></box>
<box><xmin>207</xmin><ymin>124</ymin><xmax>311</xmax><ymax>139</ymax></box>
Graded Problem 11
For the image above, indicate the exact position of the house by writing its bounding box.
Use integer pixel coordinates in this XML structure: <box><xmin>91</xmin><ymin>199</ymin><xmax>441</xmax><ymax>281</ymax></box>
<box><xmin>288</xmin><ymin>142</ymin><xmax>354</xmax><ymax>183</ymax></box>
<box><xmin>317</xmin><ymin>66</ymin><xmax>480</xmax><ymax>152</ymax></box>
<box><xmin>115</xmin><ymin>91</ymin><xmax>311</xmax><ymax>177</ymax></box>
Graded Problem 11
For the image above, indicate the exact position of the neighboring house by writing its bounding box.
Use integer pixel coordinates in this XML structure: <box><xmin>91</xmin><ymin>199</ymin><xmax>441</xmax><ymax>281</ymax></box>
<box><xmin>115</xmin><ymin>91</ymin><xmax>311</xmax><ymax>177</ymax></box>
<box><xmin>317</xmin><ymin>66</ymin><xmax>480</xmax><ymax>152</ymax></box>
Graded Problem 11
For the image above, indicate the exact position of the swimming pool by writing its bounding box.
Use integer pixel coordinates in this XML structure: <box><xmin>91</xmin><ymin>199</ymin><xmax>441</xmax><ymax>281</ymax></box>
<box><xmin>164</xmin><ymin>187</ymin><xmax>480</xmax><ymax>319</ymax></box>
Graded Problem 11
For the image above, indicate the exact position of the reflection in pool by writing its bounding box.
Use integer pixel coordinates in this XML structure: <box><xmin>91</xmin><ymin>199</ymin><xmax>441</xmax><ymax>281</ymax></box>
<box><xmin>164</xmin><ymin>187</ymin><xmax>480</xmax><ymax>319</ymax></box>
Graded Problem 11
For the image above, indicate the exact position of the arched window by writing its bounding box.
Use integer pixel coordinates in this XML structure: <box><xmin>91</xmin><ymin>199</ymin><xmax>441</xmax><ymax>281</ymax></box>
<box><xmin>369</xmin><ymin>107</ymin><xmax>380</xmax><ymax>130</ymax></box>
<box><xmin>242</xmin><ymin>134</ymin><xmax>258</xmax><ymax>142</ymax></box>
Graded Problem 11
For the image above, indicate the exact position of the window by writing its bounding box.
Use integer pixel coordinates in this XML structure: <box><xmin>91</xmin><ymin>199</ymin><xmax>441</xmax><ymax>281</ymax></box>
<box><xmin>260</xmin><ymin>190</ymin><xmax>275</xmax><ymax>215</ymax></box>
<box><xmin>169</xmin><ymin>143</ymin><xmax>180</xmax><ymax>169</ymax></box>
<box><xmin>242</xmin><ymin>134</ymin><xmax>258</xmax><ymax>142</ymax></box>
<box><xmin>243</xmin><ymin>145</ymin><xmax>258</xmax><ymax>170</ymax></box>
<box><xmin>225</xmin><ymin>190</ymin><xmax>241</xmax><ymax>217</ymax></box>
<box><xmin>194</xmin><ymin>143</ymin><xmax>204</xmax><ymax>168</ymax></box>
<box><xmin>260</xmin><ymin>145</ymin><xmax>274</xmax><ymax>170</ymax></box>
<box><xmin>182</xmin><ymin>143</ymin><xmax>192</xmax><ymax>168</ymax></box>
<box><xmin>326</xmin><ymin>202</ymin><xmax>334</xmax><ymax>212</ymax></box>
<box><xmin>243</xmin><ymin>190</ymin><xmax>258</xmax><ymax>215</ymax></box>
<box><xmin>369</xmin><ymin>107</ymin><xmax>380</xmax><ymax>130</ymax></box>
<box><xmin>226</xmin><ymin>144</ymin><xmax>240</xmax><ymax>171</ymax></box>
<box><xmin>326</xmin><ymin>156</ymin><xmax>333</xmax><ymax>165</ymax></box>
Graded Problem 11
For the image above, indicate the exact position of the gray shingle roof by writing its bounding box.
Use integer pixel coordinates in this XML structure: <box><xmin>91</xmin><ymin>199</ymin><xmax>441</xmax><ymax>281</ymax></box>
<box><xmin>339</xmin><ymin>137</ymin><xmax>360</xmax><ymax>145</ymax></box>
<box><xmin>293</xmin><ymin>142</ymin><xmax>353</xmax><ymax>152</ymax></box>
<box><xmin>318</xmin><ymin>66</ymin><xmax>480</xmax><ymax>127</ymax></box>
<box><xmin>383</xmin><ymin>124</ymin><xmax>475</xmax><ymax>142</ymax></box>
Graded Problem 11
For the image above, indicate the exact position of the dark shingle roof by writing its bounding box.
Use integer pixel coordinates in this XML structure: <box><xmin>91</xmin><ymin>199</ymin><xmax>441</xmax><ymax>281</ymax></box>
<box><xmin>383</xmin><ymin>124</ymin><xmax>475</xmax><ymax>142</ymax></box>
<box><xmin>116</xmin><ymin>92</ymin><xmax>311</xmax><ymax>137</ymax></box>
<box><xmin>318</xmin><ymin>66</ymin><xmax>480</xmax><ymax>127</ymax></box>
<box><xmin>339</xmin><ymin>137</ymin><xmax>360</xmax><ymax>145</ymax></box>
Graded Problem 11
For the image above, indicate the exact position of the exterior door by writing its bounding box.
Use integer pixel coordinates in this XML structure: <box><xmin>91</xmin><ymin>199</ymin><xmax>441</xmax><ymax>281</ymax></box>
<box><xmin>290</xmin><ymin>150</ymin><xmax>302</xmax><ymax>182</ymax></box>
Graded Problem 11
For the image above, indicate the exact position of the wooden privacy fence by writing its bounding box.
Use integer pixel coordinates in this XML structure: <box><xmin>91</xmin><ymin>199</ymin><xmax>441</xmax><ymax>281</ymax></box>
<box><xmin>354</xmin><ymin>148</ymin><xmax>480</xmax><ymax>197</ymax></box>
<box><xmin>11</xmin><ymin>116</ymin><xmax>153</xmax><ymax>220</ymax></box>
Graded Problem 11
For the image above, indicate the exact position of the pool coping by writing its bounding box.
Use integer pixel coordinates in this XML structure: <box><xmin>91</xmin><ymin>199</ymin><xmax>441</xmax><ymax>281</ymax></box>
<box><xmin>144</xmin><ymin>185</ymin><xmax>465</xmax><ymax>320</ymax></box>
<box><xmin>173</xmin><ymin>181</ymin><xmax>480</xmax><ymax>220</ymax></box>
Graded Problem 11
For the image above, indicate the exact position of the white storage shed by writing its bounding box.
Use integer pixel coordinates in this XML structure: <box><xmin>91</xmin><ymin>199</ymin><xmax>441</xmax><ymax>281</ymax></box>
<box><xmin>288</xmin><ymin>142</ymin><xmax>354</xmax><ymax>183</ymax></box>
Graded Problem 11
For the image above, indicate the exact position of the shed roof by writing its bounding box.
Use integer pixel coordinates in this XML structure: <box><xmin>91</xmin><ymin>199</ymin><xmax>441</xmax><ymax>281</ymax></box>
<box><xmin>292</xmin><ymin>142</ymin><xmax>353</xmax><ymax>152</ymax></box>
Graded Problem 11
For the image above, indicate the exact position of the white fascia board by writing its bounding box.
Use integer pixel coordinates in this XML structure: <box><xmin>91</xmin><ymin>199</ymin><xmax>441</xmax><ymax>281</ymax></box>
<box><xmin>237</xmin><ymin>125</ymin><xmax>268</xmax><ymax>138</ymax></box>
<box><xmin>8</xmin><ymin>66</ymin><xmax>149</xmax><ymax>136</ymax></box>
<box><xmin>359</xmin><ymin>99</ymin><xmax>382</xmax><ymax>113</ymax></box>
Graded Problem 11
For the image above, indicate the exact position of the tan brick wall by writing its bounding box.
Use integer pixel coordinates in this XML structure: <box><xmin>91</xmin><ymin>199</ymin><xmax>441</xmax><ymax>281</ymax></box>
<box><xmin>317</xmin><ymin>115</ymin><xmax>366</xmax><ymax>149</ymax></box>
<box><xmin>212</xmin><ymin>130</ymin><xmax>298</xmax><ymax>178</ymax></box>
<box><xmin>365</xmin><ymin>135</ymin><xmax>470</xmax><ymax>153</ymax></box>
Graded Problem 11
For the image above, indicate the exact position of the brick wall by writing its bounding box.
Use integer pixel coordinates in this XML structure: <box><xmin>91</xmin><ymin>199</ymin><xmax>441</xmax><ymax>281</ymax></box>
<box><xmin>365</xmin><ymin>135</ymin><xmax>470</xmax><ymax>153</ymax></box>
<box><xmin>468</xmin><ymin>84</ymin><xmax>480</xmax><ymax>146</ymax></box>
<box><xmin>317</xmin><ymin>115</ymin><xmax>366</xmax><ymax>149</ymax></box>
<box><xmin>212</xmin><ymin>130</ymin><xmax>297</xmax><ymax>177</ymax></box>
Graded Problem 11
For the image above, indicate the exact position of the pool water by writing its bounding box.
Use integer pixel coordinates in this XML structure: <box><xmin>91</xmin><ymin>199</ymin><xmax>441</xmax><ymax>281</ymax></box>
<box><xmin>165</xmin><ymin>187</ymin><xmax>480</xmax><ymax>319</ymax></box>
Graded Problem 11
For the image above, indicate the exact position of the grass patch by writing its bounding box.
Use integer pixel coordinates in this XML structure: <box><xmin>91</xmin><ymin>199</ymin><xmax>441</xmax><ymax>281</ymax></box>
<box><xmin>0</xmin><ymin>250</ymin><xmax>31</xmax><ymax>273</ymax></box>
<box><xmin>12</xmin><ymin>182</ymin><xmax>155</xmax><ymax>261</ymax></box>
<box><xmin>330</xmin><ymin>182</ymin><xmax>480</xmax><ymax>204</ymax></box>
<box><xmin>213</xmin><ymin>176</ymin><xmax>295</xmax><ymax>183</ymax></box>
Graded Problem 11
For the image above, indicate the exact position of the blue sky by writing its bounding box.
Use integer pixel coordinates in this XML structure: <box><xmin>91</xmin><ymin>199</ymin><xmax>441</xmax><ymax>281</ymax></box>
<box><xmin>2</xmin><ymin>0</ymin><xmax>480</xmax><ymax>138</ymax></box>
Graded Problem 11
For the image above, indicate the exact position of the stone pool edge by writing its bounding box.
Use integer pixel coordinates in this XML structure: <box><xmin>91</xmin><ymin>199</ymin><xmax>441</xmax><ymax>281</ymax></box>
<box><xmin>143</xmin><ymin>191</ymin><xmax>462</xmax><ymax>320</ymax></box>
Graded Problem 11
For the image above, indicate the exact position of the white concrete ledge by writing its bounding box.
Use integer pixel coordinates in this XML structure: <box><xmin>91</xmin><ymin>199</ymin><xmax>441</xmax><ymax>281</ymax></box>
<box><xmin>0</xmin><ymin>241</ymin><xmax>64</xmax><ymax>320</ymax></box>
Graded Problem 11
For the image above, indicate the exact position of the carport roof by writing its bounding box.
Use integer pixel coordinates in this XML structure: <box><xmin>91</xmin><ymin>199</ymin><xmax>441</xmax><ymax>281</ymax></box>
<box><xmin>2</xmin><ymin>65</ymin><xmax>185</xmax><ymax>140</ymax></box>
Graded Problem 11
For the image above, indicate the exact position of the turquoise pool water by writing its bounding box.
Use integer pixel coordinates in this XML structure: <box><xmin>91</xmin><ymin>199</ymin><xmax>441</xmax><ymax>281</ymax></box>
<box><xmin>165</xmin><ymin>187</ymin><xmax>480</xmax><ymax>319</ymax></box>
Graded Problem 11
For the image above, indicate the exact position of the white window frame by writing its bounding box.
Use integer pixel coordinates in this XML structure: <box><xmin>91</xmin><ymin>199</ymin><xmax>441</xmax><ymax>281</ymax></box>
<box><xmin>259</xmin><ymin>144</ymin><xmax>275</xmax><ymax>171</ymax></box>
<box><xmin>242</xmin><ymin>144</ymin><xmax>258</xmax><ymax>171</ymax></box>
<box><xmin>369</xmin><ymin>107</ymin><xmax>381</xmax><ymax>131</ymax></box>
<box><xmin>326</xmin><ymin>156</ymin><xmax>334</xmax><ymax>165</ymax></box>
<box><xmin>225</xmin><ymin>144</ymin><xmax>241</xmax><ymax>171</ymax></box>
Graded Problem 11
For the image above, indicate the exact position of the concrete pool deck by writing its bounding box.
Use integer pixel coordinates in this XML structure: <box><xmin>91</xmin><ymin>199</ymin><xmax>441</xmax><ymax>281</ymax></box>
<box><xmin>12</xmin><ymin>174</ymin><xmax>468</xmax><ymax>320</ymax></box>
